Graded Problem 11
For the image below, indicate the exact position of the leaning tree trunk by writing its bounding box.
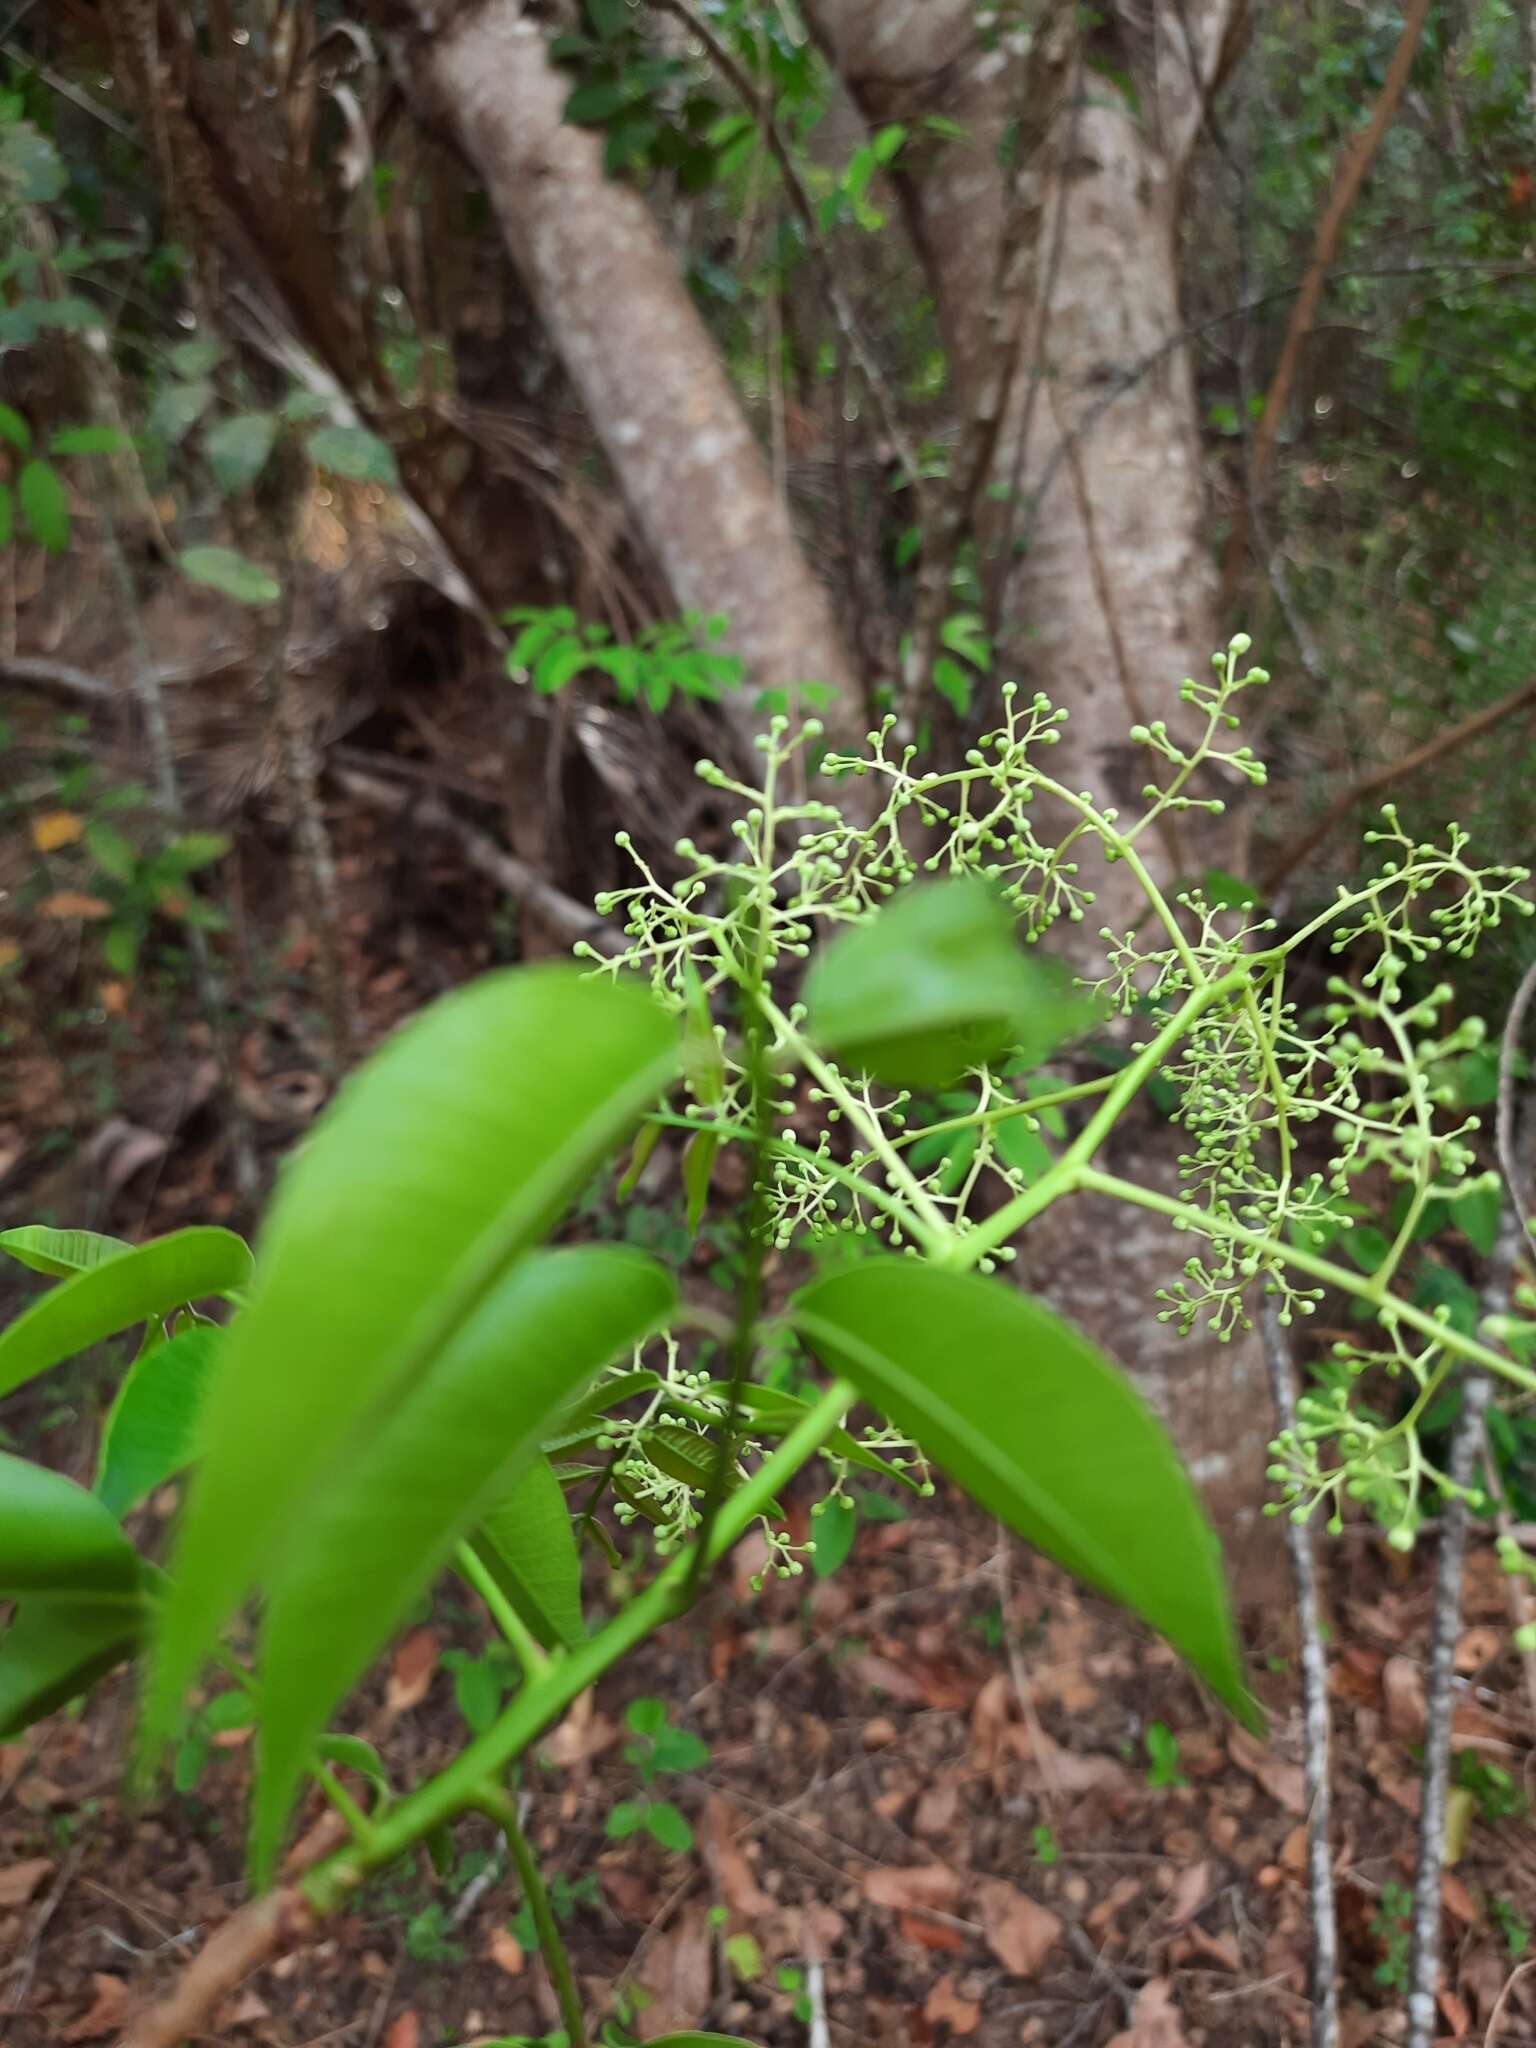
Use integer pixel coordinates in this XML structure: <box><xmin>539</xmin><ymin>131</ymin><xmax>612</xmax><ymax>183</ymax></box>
<box><xmin>372</xmin><ymin>0</ymin><xmax>859</xmax><ymax>719</ymax></box>
<box><xmin>809</xmin><ymin>0</ymin><xmax>1277</xmax><ymax>1557</ymax></box>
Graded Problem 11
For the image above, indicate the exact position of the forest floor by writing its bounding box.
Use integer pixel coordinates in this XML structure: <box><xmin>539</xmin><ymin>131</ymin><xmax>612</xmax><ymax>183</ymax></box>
<box><xmin>4</xmin><ymin>807</ymin><xmax>1536</xmax><ymax>2048</ymax></box>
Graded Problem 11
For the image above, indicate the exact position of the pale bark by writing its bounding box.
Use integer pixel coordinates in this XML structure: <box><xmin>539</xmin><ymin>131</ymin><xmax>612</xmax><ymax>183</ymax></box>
<box><xmin>809</xmin><ymin>0</ymin><xmax>1280</xmax><ymax>1543</ymax></box>
<box><xmin>387</xmin><ymin>0</ymin><xmax>858</xmax><ymax>712</ymax></box>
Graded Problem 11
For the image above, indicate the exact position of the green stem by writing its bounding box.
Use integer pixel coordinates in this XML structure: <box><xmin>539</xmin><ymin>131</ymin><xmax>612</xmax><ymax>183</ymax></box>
<box><xmin>303</xmin><ymin>1379</ymin><xmax>856</xmax><ymax>1914</ymax></box>
<box><xmin>755</xmin><ymin>991</ymin><xmax>952</xmax><ymax>1251</ymax></box>
<box><xmin>1073</xmin><ymin>1165</ymin><xmax>1536</xmax><ymax>1395</ymax></box>
<box><xmin>479</xmin><ymin>1783</ymin><xmax>588</xmax><ymax>2048</ymax></box>
<box><xmin>210</xmin><ymin>1646</ymin><xmax>376</xmax><ymax>1846</ymax></box>
<box><xmin>455</xmin><ymin>1541</ymin><xmax>550</xmax><ymax>1676</ymax></box>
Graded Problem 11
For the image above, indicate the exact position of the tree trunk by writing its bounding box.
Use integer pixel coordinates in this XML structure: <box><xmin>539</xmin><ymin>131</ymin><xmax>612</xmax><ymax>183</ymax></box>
<box><xmin>380</xmin><ymin>0</ymin><xmax>859</xmax><ymax>714</ymax></box>
<box><xmin>810</xmin><ymin>0</ymin><xmax>1278</xmax><ymax>1560</ymax></box>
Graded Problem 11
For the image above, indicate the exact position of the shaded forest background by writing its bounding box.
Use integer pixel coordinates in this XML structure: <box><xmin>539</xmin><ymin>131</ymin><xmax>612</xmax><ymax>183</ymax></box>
<box><xmin>3</xmin><ymin>3</ymin><xmax>1536</xmax><ymax>2045</ymax></box>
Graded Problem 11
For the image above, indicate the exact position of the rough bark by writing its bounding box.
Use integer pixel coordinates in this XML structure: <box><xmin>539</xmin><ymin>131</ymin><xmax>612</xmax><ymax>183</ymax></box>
<box><xmin>385</xmin><ymin>0</ymin><xmax>858</xmax><ymax>713</ymax></box>
<box><xmin>807</xmin><ymin>0</ymin><xmax>1245</xmax><ymax>926</ymax></box>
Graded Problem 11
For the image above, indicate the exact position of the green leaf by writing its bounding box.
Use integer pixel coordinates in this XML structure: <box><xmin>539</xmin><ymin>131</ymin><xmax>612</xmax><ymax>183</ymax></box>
<box><xmin>1457</xmin><ymin>1181</ymin><xmax>1503</xmax><ymax>1259</ymax></box>
<box><xmin>0</xmin><ymin>403</ymin><xmax>31</xmax><ymax>453</ymax></box>
<box><xmin>0</xmin><ymin>1592</ymin><xmax>147</xmax><ymax>1739</ymax></box>
<box><xmin>468</xmin><ymin>1455</ymin><xmax>585</xmax><ymax>1651</ymax></box>
<box><xmin>811</xmin><ymin>1494</ymin><xmax>857</xmax><ymax>1577</ymax></box>
<box><xmin>648</xmin><ymin>2037</ymin><xmax>762</xmax><ymax>2047</ymax></box>
<box><xmin>0</xmin><ymin>119</ymin><xmax>66</xmax><ymax>203</ymax></box>
<box><xmin>49</xmin><ymin>424</ymin><xmax>134</xmax><ymax>456</ymax></box>
<box><xmin>0</xmin><ymin>481</ymin><xmax>11</xmax><ymax>549</ymax></box>
<box><xmin>627</xmin><ymin>1696</ymin><xmax>667</xmax><ymax>1736</ymax></box>
<box><xmin>683</xmin><ymin>1129</ymin><xmax>719</xmax><ymax>1234</ymax></box>
<box><xmin>932</xmin><ymin>656</ymin><xmax>973</xmax><ymax>715</ymax></box>
<box><xmin>252</xmin><ymin>1244</ymin><xmax>673</xmax><ymax>1874</ymax></box>
<box><xmin>149</xmin><ymin>379</ymin><xmax>215</xmax><ymax>446</ymax></box>
<box><xmin>790</xmin><ymin>1260</ymin><xmax>1254</xmax><ymax>1725</ymax></box>
<box><xmin>0</xmin><ymin>1228</ymin><xmax>252</xmax><ymax>1401</ymax></box>
<box><xmin>143</xmin><ymin>965</ymin><xmax>677</xmax><ymax>1804</ymax></box>
<box><xmin>804</xmin><ymin>876</ymin><xmax>1096</xmax><ymax>1091</ymax></box>
<box><xmin>606</xmin><ymin>1799</ymin><xmax>646</xmax><ymax>1839</ymax></box>
<box><xmin>177</xmin><ymin>546</ymin><xmax>281</xmax><ymax>607</ymax></box>
<box><xmin>644</xmin><ymin>1800</ymin><xmax>694</xmax><ymax>1852</ymax></box>
<box><xmin>205</xmin><ymin>411</ymin><xmax>279</xmax><ymax>494</ymax></box>
<box><xmin>565</xmin><ymin>78</ymin><xmax>630</xmax><ymax>125</ymax></box>
<box><xmin>0</xmin><ymin>1452</ymin><xmax>143</xmax><ymax>1596</ymax></box>
<box><xmin>96</xmin><ymin>1326</ymin><xmax>223</xmax><ymax>1518</ymax></box>
<box><xmin>304</xmin><ymin>423</ymin><xmax>397</xmax><ymax>486</ymax></box>
<box><xmin>316</xmin><ymin>1732</ymin><xmax>390</xmax><ymax>1793</ymax></box>
<box><xmin>18</xmin><ymin>459</ymin><xmax>69</xmax><ymax>554</ymax></box>
<box><xmin>85</xmin><ymin>820</ymin><xmax>137</xmax><ymax>882</ymax></box>
<box><xmin>0</xmin><ymin>1225</ymin><xmax>130</xmax><ymax>1278</ymax></box>
<box><xmin>648</xmin><ymin>2036</ymin><xmax>762</xmax><ymax>2047</ymax></box>
<box><xmin>729</xmin><ymin>1385</ymin><xmax>919</xmax><ymax>1490</ymax></box>
<box><xmin>167</xmin><ymin>337</ymin><xmax>224</xmax><ymax>379</ymax></box>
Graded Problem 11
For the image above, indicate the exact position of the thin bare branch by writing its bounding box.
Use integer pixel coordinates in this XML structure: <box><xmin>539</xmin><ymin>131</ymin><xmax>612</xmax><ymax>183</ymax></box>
<box><xmin>1219</xmin><ymin>0</ymin><xmax>1433</xmax><ymax>606</ymax></box>
<box><xmin>117</xmin><ymin>1889</ymin><xmax>312</xmax><ymax>2048</ymax></box>
<box><xmin>1259</xmin><ymin>1300</ymin><xmax>1339</xmax><ymax>2048</ymax></box>
<box><xmin>1260</xmin><ymin>678</ymin><xmax>1536</xmax><ymax>898</ymax></box>
<box><xmin>332</xmin><ymin>762</ymin><xmax>623</xmax><ymax>955</ymax></box>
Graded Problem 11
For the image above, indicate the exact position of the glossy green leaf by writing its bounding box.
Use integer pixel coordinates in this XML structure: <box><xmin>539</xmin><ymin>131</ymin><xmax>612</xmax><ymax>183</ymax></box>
<box><xmin>178</xmin><ymin>545</ymin><xmax>281</xmax><ymax>607</ymax></box>
<box><xmin>96</xmin><ymin>1325</ymin><xmax>223</xmax><ymax>1518</ymax></box>
<box><xmin>316</xmin><ymin>1732</ymin><xmax>390</xmax><ymax>1793</ymax></box>
<box><xmin>803</xmin><ymin>877</ymin><xmax>1095</xmax><ymax>1090</ymax></box>
<box><xmin>0</xmin><ymin>1225</ymin><xmax>130</xmax><ymax>1277</ymax></box>
<box><xmin>683</xmin><ymin>1128</ymin><xmax>719</xmax><ymax>1233</ymax></box>
<box><xmin>0</xmin><ymin>402</ymin><xmax>30</xmax><ymax>452</ymax></box>
<box><xmin>0</xmin><ymin>1452</ymin><xmax>143</xmax><ymax>1596</ymax></box>
<box><xmin>468</xmin><ymin>1453</ymin><xmax>585</xmax><ymax>1651</ymax></box>
<box><xmin>18</xmin><ymin>459</ymin><xmax>69</xmax><ymax>554</ymax></box>
<box><xmin>252</xmin><ymin>1245</ymin><xmax>674</xmax><ymax>1878</ymax></box>
<box><xmin>0</xmin><ymin>481</ymin><xmax>11</xmax><ymax>548</ymax></box>
<box><xmin>0</xmin><ymin>1591</ymin><xmax>148</xmax><ymax>1738</ymax></box>
<box><xmin>144</xmin><ymin>965</ymin><xmax>676</xmax><ymax>1784</ymax></box>
<box><xmin>0</xmin><ymin>1228</ymin><xmax>252</xmax><ymax>1400</ymax></box>
<box><xmin>791</xmin><ymin>1260</ymin><xmax>1254</xmax><ymax>1725</ymax></box>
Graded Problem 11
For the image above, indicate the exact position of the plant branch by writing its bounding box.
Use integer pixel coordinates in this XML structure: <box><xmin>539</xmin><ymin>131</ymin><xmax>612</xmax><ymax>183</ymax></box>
<box><xmin>118</xmin><ymin>1889</ymin><xmax>313</xmax><ymax>2048</ymax></box>
<box><xmin>1219</xmin><ymin>0</ymin><xmax>1433</xmax><ymax>607</ymax></box>
<box><xmin>302</xmin><ymin>1379</ymin><xmax>856</xmax><ymax>1913</ymax></box>
<box><xmin>1259</xmin><ymin>1300</ymin><xmax>1338</xmax><ymax>2048</ymax></box>
<box><xmin>479</xmin><ymin>1785</ymin><xmax>588</xmax><ymax>2048</ymax></box>
<box><xmin>1406</xmin><ymin>1371</ymin><xmax>1489</xmax><ymax>2048</ymax></box>
<box><xmin>1260</xmin><ymin>678</ymin><xmax>1536</xmax><ymax>897</ymax></box>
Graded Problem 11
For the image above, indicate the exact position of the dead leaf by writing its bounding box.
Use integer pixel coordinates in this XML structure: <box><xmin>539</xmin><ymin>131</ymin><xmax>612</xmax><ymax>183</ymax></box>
<box><xmin>897</xmin><ymin>1911</ymin><xmax>968</xmax><ymax>1953</ymax></box>
<box><xmin>1227</xmin><ymin>1726</ymin><xmax>1306</xmax><ymax>1816</ymax></box>
<box><xmin>384</xmin><ymin>2014</ymin><xmax>420</xmax><ymax>2048</ymax></box>
<box><xmin>40</xmin><ymin>891</ymin><xmax>111</xmax><ymax>920</ymax></box>
<box><xmin>848</xmin><ymin>1652</ymin><xmax>931</xmax><ymax>1704</ymax></box>
<box><xmin>1454</xmin><ymin>1625</ymin><xmax>1501</xmax><ymax>1674</ymax></box>
<box><xmin>385</xmin><ymin>1628</ymin><xmax>439</xmax><ymax>1712</ymax></box>
<box><xmin>1437</xmin><ymin>1985</ymin><xmax>1471</xmax><ymax>2037</ymax></box>
<box><xmin>0</xmin><ymin>1856</ymin><xmax>53</xmax><ymax>1907</ymax></box>
<box><xmin>1382</xmin><ymin>1655</ymin><xmax>1426</xmax><ymax>1744</ymax></box>
<box><xmin>914</xmin><ymin>1777</ymin><xmax>961</xmax><ymax>1836</ymax></box>
<box><xmin>1166</xmin><ymin>1859</ymin><xmax>1215</xmax><ymax>1927</ymax></box>
<box><xmin>976</xmin><ymin>1879</ymin><xmax>1061</xmax><ymax>1976</ymax></box>
<box><xmin>635</xmin><ymin>1902</ymin><xmax>711</xmax><ymax>2039</ymax></box>
<box><xmin>1106</xmin><ymin>1976</ymin><xmax>1189</xmax><ymax>2048</ymax></box>
<box><xmin>542</xmin><ymin>1687</ymin><xmax>617</xmax><ymax>1768</ymax></box>
<box><xmin>922</xmin><ymin>1973</ymin><xmax>980</xmax><ymax>2036</ymax></box>
<box><xmin>863</xmin><ymin>1864</ymin><xmax>964</xmax><ymax>1914</ymax></box>
<box><xmin>62</xmin><ymin>1974</ymin><xmax>131</xmax><ymax>2041</ymax></box>
<box><xmin>218</xmin><ymin>1989</ymin><xmax>272</xmax><ymax>2028</ymax></box>
<box><xmin>487</xmin><ymin>1926</ymin><xmax>525</xmax><ymax>1976</ymax></box>
<box><xmin>1087</xmin><ymin>1875</ymin><xmax>1144</xmax><ymax>1935</ymax></box>
<box><xmin>700</xmin><ymin>1795</ymin><xmax>773</xmax><ymax>1920</ymax></box>
<box><xmin>31</xmin><ymin>810</ymin><xmax>85</xmax><ymax>852</ymax></box>
<box><xmin>1441</xmin><ymin>1871</ymin><xmax>1478</xmax><ymax>1925</ymax></box>
<box><xmin>1183</xmin><ymin>1922</ymin><xmax>1241</xmax><ymax>1970</ymax></box>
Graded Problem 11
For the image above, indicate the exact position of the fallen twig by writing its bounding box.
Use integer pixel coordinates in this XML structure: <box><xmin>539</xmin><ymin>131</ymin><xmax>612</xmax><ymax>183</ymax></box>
<box><xmin>1260</xmin><ymin>1298</ymin><xmax>1339</xmax><ymax>2048</ymax></box>
<box><xmin>117</xmin><ymin>1887</ymin><xmax>312</xmax><ymax>2048</ymax></box>
<box><xmin>332</xmin><ymin>761</ymin><xmax>622</xmax><ymax>956</ymax></box>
